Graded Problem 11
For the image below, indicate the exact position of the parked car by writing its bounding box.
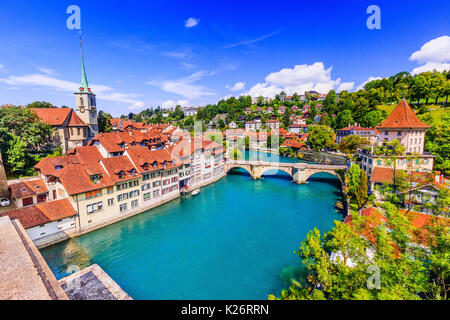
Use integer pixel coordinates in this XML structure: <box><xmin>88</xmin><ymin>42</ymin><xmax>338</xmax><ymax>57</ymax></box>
<box><xmin>0</xmin><ymin>198</ymin><xmax>10</xmax><ymax>207</ymax></box>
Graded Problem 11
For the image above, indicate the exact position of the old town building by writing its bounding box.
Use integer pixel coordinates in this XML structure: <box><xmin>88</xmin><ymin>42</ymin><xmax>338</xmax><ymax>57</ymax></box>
<box><xmin>358</xmin><ymin>99</ymin><xmax>434</xmax><ymax>177</ymax></box>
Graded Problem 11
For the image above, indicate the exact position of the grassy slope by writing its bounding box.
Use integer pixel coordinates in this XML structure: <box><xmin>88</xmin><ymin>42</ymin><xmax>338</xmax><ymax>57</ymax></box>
<box><xmin>377</xmin><ymin>104</ymin><xmax>449</xmax><ymax>125</ymax></box>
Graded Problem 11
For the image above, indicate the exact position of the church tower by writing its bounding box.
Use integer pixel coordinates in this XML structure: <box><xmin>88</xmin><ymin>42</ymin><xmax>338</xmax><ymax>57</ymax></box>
<box><xmin>74</xmin><ymin>34</ymin><xmax>98</xmax><ymax>138</ymax></box>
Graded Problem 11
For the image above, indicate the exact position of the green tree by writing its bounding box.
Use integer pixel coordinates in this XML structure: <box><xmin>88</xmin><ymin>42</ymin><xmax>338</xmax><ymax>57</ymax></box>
<box><xmin>172</xmin><ymin>105</ymin><xmax>185</xmax><ymax>121</ymax></box>
<box><xmin>339</xmin><ymin>135</ymin><xmax>369</xmax><ymax>155</ymax></box>
<box><xmin>355</xmin><ymin>170</ymin><xmax>368</xmax><ymax>209</ymax></box>
<box><xmin>322</xmin><ymin>90</ymin><xmax>337</xmax><ymax>115</ymax></box>
<box><xmin>424</xmin><ymin>113</ymin><xmax>450</xmax><ymax>175</ymax></box>
<box><xmin>345</xmin><ymin>164</ymin><xmax>362</xmax><ymax>201</ymax></box>
<box><xmin>98</xmin><ymin>111</ymin><xmax>113</xmax><ymax>133</ymax></box>
<box><xmin>218</xmin><ymin>119</ymin><xmax>226</xmax><ymax>130</ymax></box>
<box><xmin>6</xmin><ymin>134</ymin><xmax>29</xmax><ymax>174</ymax></box>
<box><xmin>271</xmin><ymin>202</ymin><xmax>449</xmax><ymax>300</ymax></box>
<box><xmin>26</xmin><ymin>101</ymin><xmax>56</xmax><ymax>108</ymax></box>
<box><xmin>411</xmin><ymin>73</ymin><xmax>432</xmax><ymax>104</ymax></box>
<box><xmin>361</xmin><ymin>109</ymin><xmax>383</xmax><ymax>128</ymax></box>
<box><xmin>336</xmin><ymin>109</ymin><xmax>354</xmax><ymax>129</ymax></box>
<box><xmin>282</xmin><ymin>109</ymin><xmax>291</xmax><ymax>129</ymax></box>
<box><xmin>307</xmin><ymin>125</ymin><xmax>336</xmax><ymax>151</ymax></box>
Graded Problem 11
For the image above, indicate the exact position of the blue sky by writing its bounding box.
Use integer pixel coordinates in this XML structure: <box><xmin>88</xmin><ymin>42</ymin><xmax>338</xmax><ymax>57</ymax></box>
<box><xmin>0</xmin><ymin>0</ymin><xmax>449</xmax><ymax>116</ymax></box>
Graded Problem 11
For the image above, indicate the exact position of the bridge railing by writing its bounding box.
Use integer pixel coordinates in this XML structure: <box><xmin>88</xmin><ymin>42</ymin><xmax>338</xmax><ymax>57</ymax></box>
<box><xmin>224</xmin><ymin>159</ymin><xmax>347</xmax><ymax>170</ymax></box>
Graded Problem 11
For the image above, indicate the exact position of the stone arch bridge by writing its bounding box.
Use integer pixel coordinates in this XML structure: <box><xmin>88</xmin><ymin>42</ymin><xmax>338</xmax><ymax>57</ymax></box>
<box><xmin>225</xmin><ymin>160</ymin><xmax>347</xmax><ymax>184</ymax></box>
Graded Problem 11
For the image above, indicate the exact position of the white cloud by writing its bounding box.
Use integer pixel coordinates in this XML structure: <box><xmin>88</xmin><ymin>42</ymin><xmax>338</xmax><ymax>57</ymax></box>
<box><xmin>162</xmin><ymin>100</ymin><xmax>189</xmax><ymax>109</ymax></box>
<box><xmin>411</xmin><ymin>61</ymin><xmax>450</xmax><ymax>75</ymax></box>
<box><xmin>337</xmin><ymin>82</ymin><xmax>355</xmax><ymax>92</ymax></box>
<box><xmin>223</xmin><ymin>30</ymin><xmax>281</xmax><ymax>49</ymax></box>
<box><xmin>245</xmin><ymin>83</ymin><xmax>281</xmax><ymax>98</ymax></box>
<box><xmin>410</xmin><ymin>36</ymin><xmax>450</xmax><ymax>64</ymax></box>
<box><xmin>37</xmin><ymin>67</ymin><xmax>57</xmax><ymax>75</ymax></box>
<box><xmin>244</xmin><ymin>62</ymin><xmax>352</xmax><ymax>98</ymax></box>
<box><xmin>181</xmin><ymin>62</ymin><xmax>197</xmax><ymax>69</ymax></box>
<box><xmin>147</xmin><ymin>70</ymin><xmax>216</xmax><ymax>100</ymax></box>
<box><xmin>0</xmin><ymin>64</ymin><xmax>3</xmax><ymax>69</ymax></box>
<box><xmin>229</xmin><ymin>82</ymin><xmax>246</xmax><ymax>91</ymax></box>
<box><xmin>356</xmin><ymin>76</ymin><xmax>382</xmax><ymax>90</ymax></box>
<box><xmin>409</xmin><ymin>36</ymin><xmax>450</xmax><ymax>75</ymax></box>
<box><xmin>0</xmin><ymin>73</ymin><xmax>146</xmax><ymax>110</ymax></box>
<box><xmin>164</xmin><ymin>49</ymin><xmax>193</xmax><ymax>60</ymax></box>
<box><xmin>185</xmin><ymin>17</ymin><xmax>199</xmax><ymax>28</ymax></box>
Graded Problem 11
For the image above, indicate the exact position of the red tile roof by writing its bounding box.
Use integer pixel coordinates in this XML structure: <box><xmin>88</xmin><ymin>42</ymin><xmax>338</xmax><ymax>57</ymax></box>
<box><xmin>399</xmin><ymin>209</ymin><xmax>449</xmax><ymax>244</ymax></box>
<box><xmin>101</xmin><ymin>156</ymin><xmax>142</xmax><ymax>183</ymax></box>
<box><xmin>34</xmin><ymin>155</ymin><xmax>82</xmax><ymax>177</ymax></box>
<box><xmin>281</xmin><ymin>139</ymin><xmax>307</xmax><ymax>149</ymax></box>
<box><xmin>30</xmin><ymin>108</ymin><xmax>73</xmax><ymax>126</ymax></box>
<box><xmin>126</xmin><ymin>146</ymin><xmax>178</xmax><ymax>173</ymax></box>
<box><xmin>377</xmin><ymin>99</ymin><xmax>430</xmax><ymax>129</ymax></box>
<box><xmin>370</xmin><ymin>167</ymin><xmax>433</xmax><ymax>185</ymax></box>
<box><xmin>3</xmin><ymin>199</ymin><xmax>77</xmax><ymax>229</ymax></box>
<box><xmin>346</xmin><ymin>207</ymin><xmax>448</xmax><ymax>246</ymax></box>
<box><xmin>90</xmin><ymin>131</ymin><xmax>164</xmax><ymax>153</ymax></box>
<box><xmin>67</xmin><ymin>146</ymin><xmax>103</xmax><ymax>164</ymax></box>
<box><xmin>110</xmin><ymin>118</ymin><xmax>122</xmax><ymax>128</ymax></box>
<box><xmin>58</xmin><ymin>163</ymin><xmax>114</xmax><ymax>195</ymax></box>
<box><xmin>338</xmin><ymin>125</ymin><xmax>375</xmax><ymax>132</ymax></box>
<box><xmin>9</xmin><ymin>179</ymin><xmax>49</xmax><ymax>199</ymax></box>
<box><xmin>67</xmin><ymin>111</ymin><xmax>88</xmax><ymax>127</ymax></box>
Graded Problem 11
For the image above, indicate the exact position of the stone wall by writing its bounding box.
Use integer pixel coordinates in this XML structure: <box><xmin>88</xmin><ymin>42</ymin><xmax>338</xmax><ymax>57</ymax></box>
<box><xmin>300</xmin><ymin>150</ymin><xmax>347</xmax><ymax>165</ymax></box>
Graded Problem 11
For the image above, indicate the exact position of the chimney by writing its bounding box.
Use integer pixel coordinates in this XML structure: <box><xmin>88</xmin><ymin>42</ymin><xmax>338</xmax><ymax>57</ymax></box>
<box><xmin>435</xmin><ymin>171</ymin><xmax>443</xmax><ymax>184</ymax></box>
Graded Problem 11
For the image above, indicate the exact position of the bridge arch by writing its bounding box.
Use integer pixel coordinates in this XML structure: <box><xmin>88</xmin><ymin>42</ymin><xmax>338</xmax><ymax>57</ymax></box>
<box><xmin>305</xmin><ymin>170</ymin><xmax>342</xmax><ymax>184</ymax></box>
<box><xmin>225</xmin><ymin>165</ymin><xmax>252</xmax><ymax>176</ymax></box>
<box><xmin>259</xmin><ymin>167</ymin><xmax>293</xmax><ymax>179</ymax></box>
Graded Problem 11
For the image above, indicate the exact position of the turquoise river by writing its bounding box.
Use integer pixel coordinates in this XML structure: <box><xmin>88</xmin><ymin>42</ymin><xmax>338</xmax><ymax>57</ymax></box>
<box><xmin>40</xmin><ymin>152</ymin><xmax>345</xmax><ymax>300</ymax></box>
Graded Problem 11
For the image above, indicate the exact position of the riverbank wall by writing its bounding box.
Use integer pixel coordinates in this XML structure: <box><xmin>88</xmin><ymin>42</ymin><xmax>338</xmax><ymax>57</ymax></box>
<box><xmin>300</xmin><ymin>151</ymin><xmax>347</xmax><ymax>165</ymax></box>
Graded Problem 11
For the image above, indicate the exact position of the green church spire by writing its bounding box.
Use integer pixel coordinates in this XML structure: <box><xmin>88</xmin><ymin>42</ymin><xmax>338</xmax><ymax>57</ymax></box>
<box><xmin>78</xmin><ymin>31</ymin><xmax>91</xmax><ymax>93</ymax></box>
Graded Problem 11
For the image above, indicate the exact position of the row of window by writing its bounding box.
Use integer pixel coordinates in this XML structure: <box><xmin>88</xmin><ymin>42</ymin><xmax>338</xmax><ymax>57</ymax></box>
<box><xmin>117</xmin><ymin>190</ymin><xmax>140</xmax><ymax>202</ymax></box>
<box><xmin>162</xmin><ymin>177</ymin><xmax>178</xmax><ymax>186</ymax></box>
<box><xmin>117</xmin><ymin>180</ymin><xmax>140</xmax><ymax>191</ymax></box>
<box><xmin>87</xmin><ymin>201</ymin><xmax>103</xmax><ymax>215</ymax></box>
<box><xmin>162</xmin><ymin>169</ymin><xmax>178</xmax><ymax>177</ymax></box>
<box><xmin>142</xmin><ymin>172</ymin><xmax>160</xmax><ymax>181</ymax></box>
<box><xmin>86</xmin><ymin>189</ymin><xmax>102</xmax><ymax>200</ymax></box>
<box><xmin>70</xmin><ymin>127</ymin><xmax>87</xmax><ymax>137</ymax></box>
<box><xmin>143</xmin><ymin>178</ymin><xmax>179</xmax><ymax>190</ymax></box>
<box><xmin>143</xmin><ymin>189</ymin><xmax>161</xmax><ymax>201</ymax></box>
<box><xmin>119</xmin><ymin>200</ymin><xmax>139</xmax><ymax>213</ymax></box>
<box><xmin>374</xmin><ymin>158</ymin><xmax>430</xmax><ymax>166</ymax></box>
<box><xmin>162</xmin><ymin>185</ymin><xmax>178</xmax><ymax>195</ymax></box>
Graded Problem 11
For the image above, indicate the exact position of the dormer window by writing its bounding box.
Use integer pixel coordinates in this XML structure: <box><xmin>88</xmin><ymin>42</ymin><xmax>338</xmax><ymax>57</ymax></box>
<box><xmin>152</xmin><ymin>162</ymin><xmax>158</xmax><ymax>168</ymax></box>
<box><xmin>130</xmin><ymin>169</ymin><xmax>136</xmax><ymax>176</ymax></box>
<box><xmin>55</xmin><ymin>166</ymin><xmax>63</xmax><ymax>171</ymax></box>
<box><xmin>90</xmin><ymin>174</ymin><xmax>102</xmax><ymax>184</ymax></box>
<box><xmin>118</xmin><ymin>171</ymin><xmax>125</xmax><ymax>179</ymax></box>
